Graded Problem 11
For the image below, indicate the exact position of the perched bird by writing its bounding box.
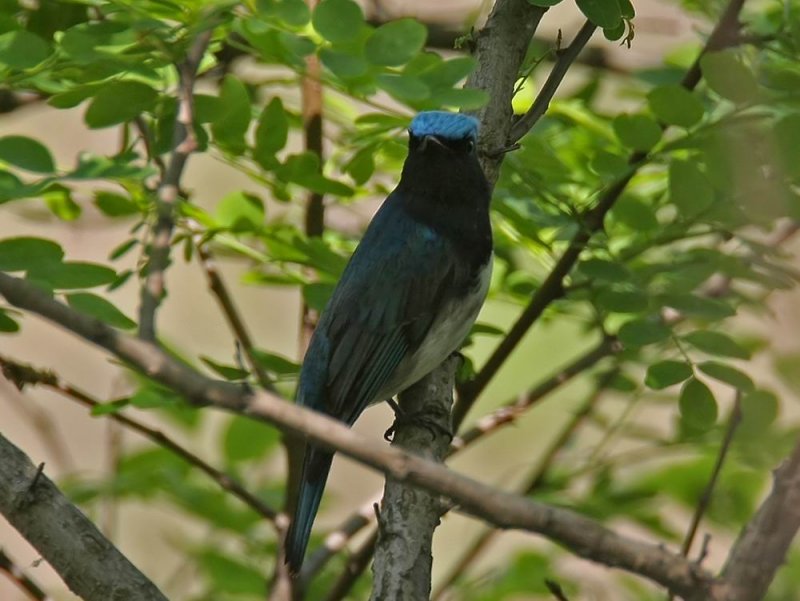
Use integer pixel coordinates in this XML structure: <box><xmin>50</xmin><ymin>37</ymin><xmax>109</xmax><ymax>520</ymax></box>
<box><xmin>285</xmin><ymin>110</ymin><xmax>492</xmax><ymax>572</ymax></box>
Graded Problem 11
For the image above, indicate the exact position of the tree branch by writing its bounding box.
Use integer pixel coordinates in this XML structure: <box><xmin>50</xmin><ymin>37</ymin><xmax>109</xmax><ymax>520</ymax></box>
<box><xmin>454</xmin><ymin>0</ymin><xmax>749</xmax><ymax>426</ymax></box>
<box><xmin>509</xmin><ymin>20</ymin><xmax>597</xmax><ymax>143</ymax></box>
<box><xmin>0</xmin><ymin>354</ymin><xmax>278</xmax><ymax>524</ymax></box>
<box><xmin>0</xmin><ymin>271</ymin><xmax>715</xmax><ymax>599</ymax></box>
<box><xmin>711</xmin><ymin>434</ymin><xmax>800</xmax><ymax>601</ymax></box>
<box><xmin>370</xmin><ymin>357</ymin><xmax>458</xmax><ymax>601</ymax></box>
<box><xmin>138</xmin><ymin>28</ymin><xmax>212</xmax><ymax>341</ymax></box>
<box><xmin>0</xmin><ymin>548</ymin><xmax>50</xmax><ymax>601</ymax></box>
<box><xmin>0</xmin><ymin>433</ymin><xmax>169</xmax><ymax>601</ymax></box>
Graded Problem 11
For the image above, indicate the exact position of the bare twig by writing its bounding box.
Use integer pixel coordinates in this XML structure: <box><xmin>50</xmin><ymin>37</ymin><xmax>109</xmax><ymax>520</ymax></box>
<box><xmin>0</xmin><ymin>355</ymin><xmax>278</xmax><ymax>524</ymax></box>
<box><xmin>509</xmin><ymin>20</ymin><xmax>597</xmax><ymax>143</ymax></box>
<box><xmin>0</xmin><ymin>272</ymin><xmax>716</xmax><ymax>599</ymax></box>
<box><xmin>545</xmin><ymin>579</ymin><xmax>572</xmax><ymax>601</ymax></box>
<box><xmin>139</xmin><ymin>28</ymin><xmax>213</xmax><ymax>341</ymax></box>
<box><xmin>0</xmin><ymin>548</ymin><xmax>51</xmax><ymax>601</ymax></box>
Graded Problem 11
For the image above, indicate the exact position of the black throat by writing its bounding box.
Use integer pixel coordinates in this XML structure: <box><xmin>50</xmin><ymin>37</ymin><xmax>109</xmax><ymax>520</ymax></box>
<box><xmin>396</xmin><ymin>140</ymin><xmax>493</xmax><ymax>270</ymax></box>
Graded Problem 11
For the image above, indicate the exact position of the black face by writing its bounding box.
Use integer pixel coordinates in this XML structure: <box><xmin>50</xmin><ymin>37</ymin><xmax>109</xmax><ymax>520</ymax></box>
<box><xmin>408</xmin><ymin>133</ymin><xmax>476</xmax><ymax>155</ymax></box>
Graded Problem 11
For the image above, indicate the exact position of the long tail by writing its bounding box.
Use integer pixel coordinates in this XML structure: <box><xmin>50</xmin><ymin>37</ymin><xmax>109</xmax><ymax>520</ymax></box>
<box><xmin>285</xmin><ymin>446</ymin><xmax>334</xmax><ymax>574</ymax></box>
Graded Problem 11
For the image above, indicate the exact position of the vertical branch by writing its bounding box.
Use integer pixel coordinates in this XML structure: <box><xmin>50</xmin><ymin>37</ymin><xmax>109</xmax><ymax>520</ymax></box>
<box><xmin>138</xmin><ymin>29</ymin><xmax>213</xmax><ymax>341</ymax></box>
<box><xmin>369</xmin><ymin>356</ymin><xmax>459</xmax><ymax>601</ymax></box>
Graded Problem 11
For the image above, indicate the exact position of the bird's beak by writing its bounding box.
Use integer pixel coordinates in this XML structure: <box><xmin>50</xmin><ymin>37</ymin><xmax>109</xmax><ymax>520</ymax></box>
<box><xmin>419</xmin><ymin>135</ymin><xmax>446</xmax><ymax>151</ymax></box>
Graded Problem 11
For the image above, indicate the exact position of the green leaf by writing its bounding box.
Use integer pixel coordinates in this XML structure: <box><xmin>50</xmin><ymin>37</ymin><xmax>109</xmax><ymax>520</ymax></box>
<box><xmin>0</xmin><ymin>309</ymin><xmax>20</xmax><ymax>333</ymax></box>
<box><xmin>27</xmin><ymin>261</ymin><xmax>117</xmax><ymax>289</ymax></box>
<box><xmin>129</xmin><ymin>386</ymin><xmax>182</xmax><ymax>409</ymax></box>
<box><xmin>94</xmin><ymin>191</ymin><xmax>139</xmax><ymax>217</ymax></box>
<box><xmin>85</xmin><ymin>81</ymin><xmax>158</xmax><ymax>128</ymax></box>
<box><xmin>527</xmin><ymin>0</ymin><xmax>562</xmax><ymax>5</ymax></box>
<box><xmin>660</xmin><ymin>293</ymin><xmax>734</xmax><ymax>319</ymax></box>
<box><xmin>0</xmin><ymin>31</ymin><xmax>51</xmax><ymax>69</ymax></box>
<box><xmin>683</xmin><ymin>331</ymin><xmax>750</xmax><ymax>359</ymax></box>
<box><xmin>252</xmin><ymin>349</ymin><xmax>300</xmax><ymax>376</ymax></box>
<box><xmin>320</xmin><ymin>48</ymin><xmax>370</xmax><ymax>79</ymax></box>
<box><xmin>366</xmin><ymin>19</ymin><xmax>427</xmax><ymax>67</ymax></box>
<box><xmin>596</xmin><ymin>288</ymin><xmax>648</xmax><ymax>313</ymax></box>
<box><xmin>312</xmin><ymin>0</ymin><xmax>365</xmax><ymax>43</ymax></box>
<box><xmin>668</xmin><ymin>160</ymin><xmax>715</xmax><ymax>217</ymax></box>
<box><xmin>215</xmin><ymin>191</ymin><xmax>265</xmax><ymax>232</ymax></box>
<box><xmin>303</xmin><ymin>281</ymin><xmax>335</xmax><ymax>311</ymax></box>
<box><xmin>278</xmin><ymin>153</ymin><xmax>354</xmax><ymax>196</ymax></box>
<box><xmin>90</xmin><ymin>398</ymin><xmax>130</xmax><ymax>416</ymax></box>
<box><xmin>645</xmin><ymin>360</ymin><xmax>693</xmax><ymax>390</ymax></box>
<box><xmin>647</xmin><ymin>84</ymin><xmax>704</xmax><ymax>128</ymax></box>
<box><xmin>618</xmin><ymin>318</ymin><xmax>671</xmax><ymax>347</ymax></box>
<box><xmin>198</xmin><ymin>550</ymin><xmax>266</xmax><ymax>595</ymax></box>
<box><xmin>222</xmin><ymin>416</ymin><xmax>281</xmax><ymax>464</ymax></box>
<box><xmin>0</xmin><ymin>237</ymin><xmax>63</xmax><ymax>271</ymax></box>
<box><xmin>613</xmin><ymin>114</ymin><xmax>661</xmax><ymax>151</ymax></box>
<box><xmin>698</xmin><ymin>361</ymin><xmax>755</xmax><ymax>392</ymax></box>
<box><xmin>739</xmin><ymin>390</ymin><xmax>778</xmax><ymax>433</ymax></box>
<box><xmin>0</xmin><ymin>136</ymin><xmax>55</xmax><ymax>173</ymax></box>
<box><xmin>200</xmin><ymin>356</ymin><xmax>250</xmax><ymax>381</ymax></box>
<box><xmin>376</xmin><ymin>73</ymin><xmax>430</xmax><ymax>102</ymax></box>
<box><xmin>679</xmin><ymin>378</ymin><xmax>718</xmax><ymax>430</ymax></box>
<box><xmin>576</xmin><ymin>0</ymin><xmax>622</xmax><ymax>29</ymax></box>
<box><xmin>254</xmin><ymin>97</ymin><xmax>289</xmax><ymax>168</ymax></box>
<box><xmin>66</xmin><ymin>292</ymin><xmax>136</xmax><ymax>329</ymax></box>
<box><xmin>44</xmin><ymin>185</ymin><xmax>81</xmax><ymax>221</ymax></box>
<box><xmin>700</xmin><ymin>50</ymin><xmax>759</xmax><ymax>104</ymax></box>
<box><xmin>211</xmin><ymin>75</ymin><xmax>251</xmax><ymax>155</ymax></box>
<box><xmin>580</xmin><ymin>258</ymin><xmax>629</xmax><ymax>282</ymax></box>
<box><xmin>618</xmin><ymin>0</ymin><xmax>635</xmax><ymax>18</ymax></box>
<box><xmin>344</xmin><ymin>145</ymin><xmax>376</xmax><ymax>185</ymax></box>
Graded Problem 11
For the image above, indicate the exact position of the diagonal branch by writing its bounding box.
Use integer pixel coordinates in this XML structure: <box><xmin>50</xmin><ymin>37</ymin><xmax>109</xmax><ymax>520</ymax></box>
<box><xmin>138</xmin><ymin>28</ymin><xmax>213</xmax><ymax>341</ymax></box>
<box><xmin>509</xmin><ymin>20</ymin><xmax>597</xmax><ymax>143</ymax></box>
<box><xmin>0</xmin><ymin>355</ymin><xmax>278</xmax><ymax>524</ymax></box>
<box><xmin>0</xmin><ymin>271</ymin><xmax>715</xmax><ymax>599</ymax></box>
<box><xmin>453</xmin><ymin>0</ymin><xmax>749</xmax><ymax>426</ymax></box>
<box><xmin>711</xmin><ymin>434</ymin><xmax>800</xmax><ymax>601</ymax></box>
<box><xmin>0</xmin><ymin>432</ymin><xmax>169</xmax><ymax>601</ymax></box>
<box><xmin>0</xmin><ymin>548</ymin><xmax>50</xmax><ymax>601</ymax></box>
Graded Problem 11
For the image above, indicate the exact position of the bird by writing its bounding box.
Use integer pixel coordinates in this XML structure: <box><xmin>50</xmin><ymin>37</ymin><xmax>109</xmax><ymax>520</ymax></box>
<box><xmin>285</xmin><ymin>110</ymin><xmax>493</xmax><ymax>573</ymax></box>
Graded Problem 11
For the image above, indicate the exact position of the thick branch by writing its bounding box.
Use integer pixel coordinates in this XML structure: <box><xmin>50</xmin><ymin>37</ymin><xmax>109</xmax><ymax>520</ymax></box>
<box><xmin>0</xmin><ymin>433</ymin><xmax>168</xmax><ymax>601</ymax></box>
<box><xmin>711</xmin><ymin>435</ymin><xmax>800</xmax><ymax>601</ymax></box>
<box><xmin>0</xmin><ymin>272</ymin><xmax>713</xmax><ymax>598</ymax></box>
<box><xmin>139</xmin><ymin>29</ymin><xmax>212</xmax><ymax>341</ymax></box>
<box><xmin>370</xmin><ymin>357</ymin><xmax>458</xmax><ymax>601</ymax></box>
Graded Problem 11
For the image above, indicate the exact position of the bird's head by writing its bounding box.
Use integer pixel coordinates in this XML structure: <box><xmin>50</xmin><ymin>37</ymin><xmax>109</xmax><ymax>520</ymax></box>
<box><xmin>408</xmin><ymin>111</ymin><xmax>479</xmax><ymax>156</ymax></box>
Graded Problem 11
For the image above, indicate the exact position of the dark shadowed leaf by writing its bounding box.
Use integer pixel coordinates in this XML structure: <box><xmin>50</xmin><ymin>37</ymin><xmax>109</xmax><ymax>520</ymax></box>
<box><xmin>254</xmin><ymin>97</ymin><xmax>289</xmax><ymax>167</ymax></box>
<box><xmin>0</xmin><ymin>136</ymin><xmax>55</xmax><ymax>173</ymax></box>
<box><xmin>200</xmin><ymin>356</ymin><xmax>250</xmax><ymax>381</ymax></box>
<box><xmin>700</xmin><ymin>50</ymin><xmax>759</xmax><ymax>104</ymax></box>
<box><xmin>646</xmin><ymin>360</ymin><xmax>693</xmax><ymax>390</ymax></box>
<box><xmin>679</xmin><ymin>378</ymin><xmax>718</xmax><ymax>430</ymax></box>
<box><xmin>0</xmin><ymin>237</ymin><xmax>63</xmax><ymax>271</ymax></box>
<box><xmin>211</xmin><ymin>76</ymin><xmax>251</xmax><ymax>155</ymax></box>
<box><xmin>613</xmin><ymin>113</ymin><xmax>661</xmax><ymax>151</ymax></box>
<box><xmin>618</xmin><ymin>318</ymin><xmax>671</xmax><ymax>347</ymax></box>
<box><xmin>739</xmin><ymin>390</ymin><xmax>778</xmax><ymax>433</ymax></box>
<box><xmin>668</xmin><ymin>160</ymin><xmax>715</xmax><ymax>217</ymax></box>
<box><xmin>684</xmin><ymin>331</ymin><xmax>750</xmax><ymax>359</ymax></box>
<box><xmin>698</xmin><ymin>361</ymin><xmax>755</xmax><ymax>392</ymax></box>
<box><xmin>596</xmin><ymin>288</ymin><xmax>648</xmax><ymax>313</ymax></box>
<box><xmin>66</xmin><ymin>292</ymin><xmax>136</xmax><ymax>329</ymax></box>
<box><xmin>576</xmin><ymin>0</ymin><xmax>622</xmax><ymax>28</ymax></box>
<box><xmin>0</xmin><ymin>309</ymin><xmax>20</xmax><ymax>333</ymax></box>
<box><xmin>85</xmin><ymin>81</ymin><xmax>158</xmax><ymax>128</ymax></box>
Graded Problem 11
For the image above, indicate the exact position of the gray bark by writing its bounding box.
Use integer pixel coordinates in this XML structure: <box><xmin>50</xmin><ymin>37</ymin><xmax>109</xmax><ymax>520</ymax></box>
<box><xmin>0</xmin><ymin>432</ymin><xmax>169</xmax><ymax>601</ymax></box>
<box><xmin>369</xmin><ymin>356</ymin><xmax>459</xmax><ymax>601</ymax></box>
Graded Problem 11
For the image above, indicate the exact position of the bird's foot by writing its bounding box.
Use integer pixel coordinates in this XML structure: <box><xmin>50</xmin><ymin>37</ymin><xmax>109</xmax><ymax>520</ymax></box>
<box><xmin>383</xmin><ymin>399</ymin><xmax>452</xmax><ymax>443</ymax></box>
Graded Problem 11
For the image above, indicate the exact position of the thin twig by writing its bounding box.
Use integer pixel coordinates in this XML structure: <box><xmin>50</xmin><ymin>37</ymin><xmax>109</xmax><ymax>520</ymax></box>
<box><xmin>509</xmin><ymin>20</ymin><xmax>597</xmax><ymax>143</ymax></box>
<box><xmin>0</xmin><ymin>548</ymin><xmax>51</xmax><ymax>601</ymax></box>
<box><xmin>0</xmin><ymin>355</ymin><xmax>278</xmax><ymax>524</ymax></box>
<box><xmin>545</xmin><ymin>579</ymin><xmax>572</xmax><ymax>601</ymax></box>
<box><xmin>139</xmin><ymin>28</ymin><xmax>213</xmax><ymax>341</ymax></box>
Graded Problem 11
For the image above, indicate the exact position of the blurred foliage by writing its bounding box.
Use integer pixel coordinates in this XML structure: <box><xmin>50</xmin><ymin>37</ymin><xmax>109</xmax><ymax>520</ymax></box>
<box><xmin>1</xmin><ymin>0</ymin><xmax>800</xmax><ymax>599</ymax></box>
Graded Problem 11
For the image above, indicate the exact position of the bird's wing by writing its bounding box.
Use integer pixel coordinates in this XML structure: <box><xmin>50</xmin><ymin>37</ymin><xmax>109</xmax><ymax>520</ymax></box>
<box><xmin>298</xmin><ymin>194</ymin><xmax>471</xmax><ymax>425</ymax></box>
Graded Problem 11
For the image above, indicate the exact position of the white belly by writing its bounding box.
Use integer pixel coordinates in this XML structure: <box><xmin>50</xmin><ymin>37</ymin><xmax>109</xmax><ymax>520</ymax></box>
<box><xmin>377</xmin><ymin>259</ymin><xmax>492</xmax><ymax>400</ymax></box>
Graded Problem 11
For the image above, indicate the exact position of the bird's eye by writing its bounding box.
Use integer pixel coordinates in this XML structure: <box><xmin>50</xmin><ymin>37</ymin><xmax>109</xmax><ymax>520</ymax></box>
<box><xmin>466</xmin><ymin>139</ymin><xmax>475</xmax><ymax>153</ymax></box>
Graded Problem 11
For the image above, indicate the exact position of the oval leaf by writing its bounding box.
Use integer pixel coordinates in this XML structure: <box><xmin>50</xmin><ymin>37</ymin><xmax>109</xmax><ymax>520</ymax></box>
<box><xmin>679</xmin><ymin>378</ymin><xmax>718</xmax><ymax>430</ymax></box>
<box><xmin>312</xmin><ymin>0</ymin><xmax>365</xmax><ymax>43</ymax></box>
<box><xmin>366</xmin><ymin>19</ymin><xmax>427</xmax><ymax>67</ymax></box>
<box><xmin>683</xmin><ymin>331</ymin><xmax>750</xmax><ymax>359</ymax></box>
<box><xmin>66</xmin><ymin>292</ymin><xmax>136</xmax><ymax>329</ymax></box>
<box><xmin>647</xmin><ymin>84</ymin><xmax>704</xmax><ymax>128</ymax></box>
<box><xmin>85</xmin><ymin>81</ymin><xmax>158</xmax><ymax>129</ymax></box>
<box><xmin>613</xmin><ymin>113</ymin><xmax>662</xmax><ymax>151</ymax></box>
<box><xmin>698</xmin><ymin>361</ymin><xmax>755</xmax><ymax>392</ymax></box>
<box><xmin>0</xmin><ymin>237</ymin><xmax>63</xmax><ymax>271</ymax></box>
<box><xmin>0</xmin><ymin>136</ymin><xmax>55</xmax><ymax>173</ymax></box>
<box><xmin>645</xmin><ymin>360</ymin><xmax>693</xmax><ymax>390</ymax></box>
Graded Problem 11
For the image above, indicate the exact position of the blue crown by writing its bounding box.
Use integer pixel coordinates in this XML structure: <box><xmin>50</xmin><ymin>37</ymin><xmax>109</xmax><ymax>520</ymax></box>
<box><xmin>409</xmin><ymin>111</ymin><xmax>479</xmax><ymax>141</ymax></box>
